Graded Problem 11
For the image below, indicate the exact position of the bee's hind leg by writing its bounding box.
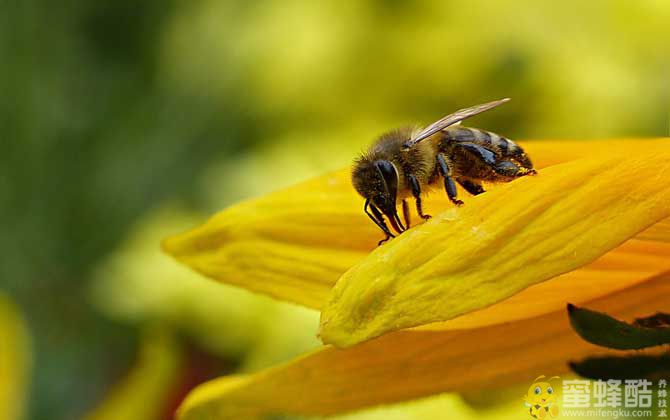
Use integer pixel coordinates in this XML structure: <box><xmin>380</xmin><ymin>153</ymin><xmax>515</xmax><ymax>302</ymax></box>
<box><xmin>364</xmin><ymin>199</ymin><xmax>395</xmax><ymax>245</ymax></box>
<box><xmin>457</xmin><ymin>179</ymin><xmax>486</xmax><ymax>196</ymax></box>
<box><xmin>455</xmin><ymin>141</ymin><xmax>535</xmax><ymax>178</ymax></box>
<box><xmin>504</xmin><ymin>145</ymin><xmax>536</xmax><ymax>175</ymax></box>
<box><xmin>493</xmin><ymin>160</ymin><xmax>535</xmax><ymax>178</ymax></box>
<box><xmin>408</xmin><ymin>175</ymin><xmax>431</xmax><ymax>219</ymax></box>
<box><xmin>436</xmin><ymin>153</ymin><xmax>464</xmax><ymax>206</ymax></box>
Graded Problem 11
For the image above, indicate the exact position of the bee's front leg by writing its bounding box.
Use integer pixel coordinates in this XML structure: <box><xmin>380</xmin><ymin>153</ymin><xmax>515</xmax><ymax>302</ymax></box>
<box><xmin>436</xmin><ymin>153</ymin><xmax>464</xmax><ymax>206</ymax></box>
<box><xmin>377</xmin><ymin>234</ymin><xmax>392</xmax><ymax>246</ymax></box>
<box><xmin>364</xmin><ymin>199</ymin><xmax>395</xmax><ymax>245</ymax></box>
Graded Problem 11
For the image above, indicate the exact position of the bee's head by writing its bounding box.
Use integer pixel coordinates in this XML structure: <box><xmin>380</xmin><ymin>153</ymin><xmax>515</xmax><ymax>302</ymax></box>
<box><xmin>352</xmin><ymin>157</ymin><xmax>404</xmax><ymax>233</ymax></box>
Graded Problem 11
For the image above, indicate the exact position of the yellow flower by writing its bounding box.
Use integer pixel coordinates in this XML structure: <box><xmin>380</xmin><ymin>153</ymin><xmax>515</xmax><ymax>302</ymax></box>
<box><xmin>84</xmin><ymin>328</ymin><xmax>182</xmax><ymax>420</ymax></box>
<box><xmin>0</xmin><ymin>294</ymin><xmax>31</xmax><ymax>420</ymax></box>
<box><xmin>163</xmin><ymin>138</ymin><xmax>670</xmax><ymax>419</ymax></box>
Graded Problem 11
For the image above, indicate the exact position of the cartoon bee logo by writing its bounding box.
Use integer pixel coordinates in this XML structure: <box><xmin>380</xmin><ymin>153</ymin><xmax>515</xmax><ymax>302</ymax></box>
<box><xmin>524</xmin><ymin>375</ymin><xmax>560</xmax><ymax>419</ymax></box>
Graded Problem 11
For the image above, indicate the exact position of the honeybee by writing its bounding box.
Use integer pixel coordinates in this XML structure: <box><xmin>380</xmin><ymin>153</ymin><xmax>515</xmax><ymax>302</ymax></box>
<box><xmin>352</xmin><ymin>98</ymin><xmax>536</xmax><ymax>245</ymax></box>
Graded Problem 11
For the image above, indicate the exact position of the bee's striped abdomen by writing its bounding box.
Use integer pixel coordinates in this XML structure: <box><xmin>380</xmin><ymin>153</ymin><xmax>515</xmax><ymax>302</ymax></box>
<box><xmin>442</xmin><ymin>126</ymin><xmax>521</xmax><ymax>158</ymax></box>
<box><xmin>440</xmin><ymin>126</ymin><xmax>534</xmax><ymax>173</ymax></box>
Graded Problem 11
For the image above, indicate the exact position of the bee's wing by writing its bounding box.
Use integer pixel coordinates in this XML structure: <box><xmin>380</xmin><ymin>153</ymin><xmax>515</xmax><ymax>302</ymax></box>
<box><xmin>403</xmin><ymin>98</ymin><xmax>510</xmax><ymax>149</ymax></box>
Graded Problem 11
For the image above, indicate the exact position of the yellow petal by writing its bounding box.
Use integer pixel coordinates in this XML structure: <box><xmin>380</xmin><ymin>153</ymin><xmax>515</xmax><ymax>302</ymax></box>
<box><xmin>0</xmin><ymin>295</ymin><xmax>31</xmax><ymax>420</ymax></box>
<box><xmin>178</xmin><ymin>271</ymin><xmax>670</xmax><ymax>419</ymax></box>
<box><xmin>521</xmin><ymin>138</ymin><xmax>669</xmax><ymax>169</ymax></box>
<box><xmin>320</xmin><ymin>145</ymin><xmax>670</xmax><ymax>346</ymax></box>
<box><xmin>161</xmin><ymin>170</ymin><xmax>371</xmax><ymax>309</ymax></box>
<box><xmin>84</xmin><ymin>328</ymin><xmax>182</xmax><ymax>420</ymax></box>
<box><xmin>422</xmin><ymin>238</ymin><xmax>670</xmax><ymax>331</ymax></box>
<box><xmin>163</xmin><ymin>139</ymin><xmax>670</xmax><ymax>309</ymax></box>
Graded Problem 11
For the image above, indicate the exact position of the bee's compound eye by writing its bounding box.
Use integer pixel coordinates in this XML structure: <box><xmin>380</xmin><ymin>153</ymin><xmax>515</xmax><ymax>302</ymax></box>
<box><xmin>534</xmin><ymin>386</ymin><xmax>541</xmax><ymax>395</ymax></box>
<box><xmin>547</xmin><ymin>387</ymin><xmax>553</xmax><ymax>394</ymax></box>
<box><xmin>373</xmin><ymin>160</ymin><xmax>399</xmax><ymax>204</ymax></box>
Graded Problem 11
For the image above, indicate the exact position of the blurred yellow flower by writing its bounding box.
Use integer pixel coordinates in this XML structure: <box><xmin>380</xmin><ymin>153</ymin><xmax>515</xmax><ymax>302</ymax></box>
<box><xmin>84</xmin><ymin>328</ymin><xmax>181</xmax><ymax>420</ymax></box>
<box><xmin>163</xmin><ymin>138</ymin><xmax>670</xmax><ymax>418</ymax></box>
<box><xmin>0</xmin><ymin>295</ymin><xmax>31</xmax><ymax>420</ymax></box>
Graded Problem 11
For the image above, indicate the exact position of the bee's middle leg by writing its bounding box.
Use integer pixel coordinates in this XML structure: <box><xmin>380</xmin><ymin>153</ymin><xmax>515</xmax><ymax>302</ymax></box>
<box><xmin>408</xmin><ymin>174</ymin><xmax>431</xmax><ymax>219</ymax></box>
<box><xmin>402</xmin><ymin>199</ymin><xmax>411</xmax><ymax>228</ymax></box>
<box><xmin>436</xmin><ymin>153</ymin><xmax>464</xmax><ymax>206</ymax></box>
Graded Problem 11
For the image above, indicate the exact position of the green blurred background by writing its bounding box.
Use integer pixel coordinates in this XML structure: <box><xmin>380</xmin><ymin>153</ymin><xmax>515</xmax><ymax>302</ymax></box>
<box><xmin>2</xmin><ymin>1</ymin><xmax>669</xmax><ymax>419</ymax></box>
